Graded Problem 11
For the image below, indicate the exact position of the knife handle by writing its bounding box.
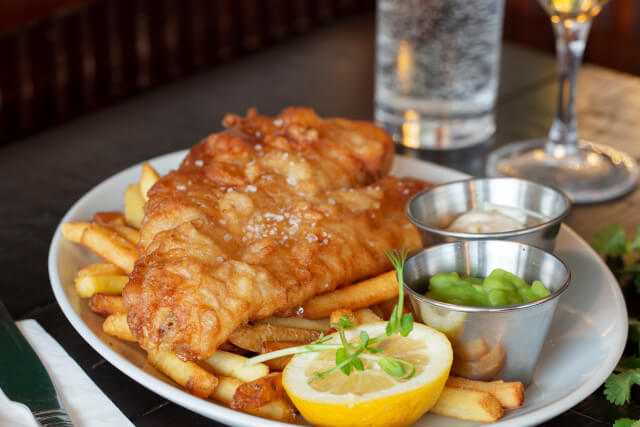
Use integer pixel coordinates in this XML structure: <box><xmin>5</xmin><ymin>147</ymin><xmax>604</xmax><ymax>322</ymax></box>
<box><xmin>33</xmin><ymin>408</ymin><xmax>74</xmax><ymax>426</ymax></box>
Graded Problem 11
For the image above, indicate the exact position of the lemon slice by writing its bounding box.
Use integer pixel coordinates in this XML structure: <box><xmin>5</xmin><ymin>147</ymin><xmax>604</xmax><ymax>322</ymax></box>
<box><xmin>282</xmin><ymin>322</ymin><xmax>453</xmax><ymax>427</ymax></box>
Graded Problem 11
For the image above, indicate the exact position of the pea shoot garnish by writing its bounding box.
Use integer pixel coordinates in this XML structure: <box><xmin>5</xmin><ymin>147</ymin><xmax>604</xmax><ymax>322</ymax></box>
<box><xmin>245</xmin><ymin>248</ymin><xmax>416</xmax><ymax>381</ymax></box>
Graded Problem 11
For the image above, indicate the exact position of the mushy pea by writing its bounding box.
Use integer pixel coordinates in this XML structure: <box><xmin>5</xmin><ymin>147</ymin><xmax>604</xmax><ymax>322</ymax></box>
<box><xmin>425</xmin><ymin>269</ymin><xmax>551</xmax><ymax>307</ymax></box>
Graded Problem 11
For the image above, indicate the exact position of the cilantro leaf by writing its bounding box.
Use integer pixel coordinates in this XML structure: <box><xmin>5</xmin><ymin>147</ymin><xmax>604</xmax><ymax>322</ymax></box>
<box><xmin>592</xmin><ymin>224</ymin><xmax>628</xmax><ymax>256</ymax></box>
<box><xmin>604</xmin><ymin>370</ymin><xmax>640</xmax><ymax>405</ymax></box>
<box><xmin>614</xmin><ymin>418</ymin><xmax>640</xmax><ymax>427</ymax></box>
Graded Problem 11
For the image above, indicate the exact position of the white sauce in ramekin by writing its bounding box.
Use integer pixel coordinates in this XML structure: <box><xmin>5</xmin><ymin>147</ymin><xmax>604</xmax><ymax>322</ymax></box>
<box><xmin>446</xmin><ymin>204</ymin><xmax>548</xmax><ymax>233</ymax></box>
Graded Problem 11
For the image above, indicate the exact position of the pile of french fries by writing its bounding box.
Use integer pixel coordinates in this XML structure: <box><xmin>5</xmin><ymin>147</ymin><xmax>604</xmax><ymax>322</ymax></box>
<box><xmin>61</xmin><ymin>162</ymin><xmax>524</xmax><ymax>424</ymax></box>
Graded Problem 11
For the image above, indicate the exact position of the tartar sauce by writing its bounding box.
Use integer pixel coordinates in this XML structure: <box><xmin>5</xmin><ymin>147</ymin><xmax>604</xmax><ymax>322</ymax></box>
<box><xmin>446</xmin><ymin>209</ymin><xmax>524</xmax><ymax>233</ymax></box>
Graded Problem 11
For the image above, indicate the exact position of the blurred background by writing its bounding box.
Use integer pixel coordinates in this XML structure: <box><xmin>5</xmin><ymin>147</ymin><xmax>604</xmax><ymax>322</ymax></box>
<box><xmin>1</xmin><ymin>0</ymin><xmax>638</xmax><ymax>144</ymax></box>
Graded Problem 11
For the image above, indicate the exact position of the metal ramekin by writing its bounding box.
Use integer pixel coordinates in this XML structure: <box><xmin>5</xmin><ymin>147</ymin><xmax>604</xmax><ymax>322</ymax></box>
<box><xmin>403</xmin><ymin>240</ymin><xmax>571</xmax><ymax>385</ymax></box>
<box><xmin>405</xmin><ymin>177</ymin><xmax>571</xmax><ymax>252</ymax></box>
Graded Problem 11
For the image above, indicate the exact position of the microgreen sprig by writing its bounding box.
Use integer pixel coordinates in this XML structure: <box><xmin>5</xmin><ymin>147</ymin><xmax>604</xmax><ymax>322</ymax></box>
<box><xmin>244</xmin><ymin>247</ymin><xmax>415</xmax><ymax>382</ymax></box>
<box><xmin>384</xmin><ymin>247</ymin><xmax>414</xmax><ymax>337</ymax></box>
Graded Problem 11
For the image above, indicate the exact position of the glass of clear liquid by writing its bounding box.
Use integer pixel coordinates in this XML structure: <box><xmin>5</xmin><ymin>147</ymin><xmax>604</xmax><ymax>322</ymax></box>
<box><xmin>486</xmin><ymin>0</ymin><xmax>638</xmax><ymax>203</ymax></box>
<box><xmin>375</xmin><ymin>0</ymin><xmax>505</xmax><ymax>150</ymax></box>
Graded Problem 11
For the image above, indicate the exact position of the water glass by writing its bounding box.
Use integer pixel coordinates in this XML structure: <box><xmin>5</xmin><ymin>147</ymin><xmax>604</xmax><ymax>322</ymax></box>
<box><xmin>375</xmin><ymin>0</ymin><xmax>505</xmax><ymax>150</ymax></box>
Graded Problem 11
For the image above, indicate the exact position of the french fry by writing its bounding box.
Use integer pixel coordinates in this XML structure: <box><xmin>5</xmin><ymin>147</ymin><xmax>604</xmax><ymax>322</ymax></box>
<box><xmin>148</xmin><ymin>348</ymin><xmax>218</xmax><ymax>398</ymax></box>
<box><xmin>211</xmin><ymin>376</ymin><xmax>243</xmax><ymax>404</ymax></box>
<box><xmin>211</xmin><ymin>376</ymin><xmax>296</xmax><ymax>423</ymax></box>
<box><xmin>92</xmin><ymin>212</ymin><xmax>127</xmax><ymax>227</ymax></box>
<box><xmin>247</xmin><ymin>396</ymin><xmax>296</xmax><ymax>422</ymax></box>
<box><xmin>89</xmin><ymin>294</ymin><xmax>126</xmax><ymax>316</ymax></box>
<box><xmin>330</xmin><ymin>308</ymin><xmax>381</xmax><ymax>327</ymax></box>
<box><xmin>218</xmin><ymin>341</ymin><xmax>251</xmax><ymax>356</ymax></box>
<box><xmin>203</xmin><ymin>350</ymin><xmax>269</xmax><ymax>382</ymax></box>
<box><xmin>102</xmin><ymin>313</ymin><xmax>136</xmax><ymax>341</ymax></box>
<box><xmin>452</xmin><ymin>344</ymin><xmax>506</xmax><ymax>381</ymax></box>
<box><xmin>454</xmin><ymin>338</ymin><xmax>490</xmax><ymax>361</ymax></box>
<box><xmin>112</xmin><ymin>225</ymin><xmax>141</xmax><ymax>245</ymax></box>
<box><xmin>377</xmin><ymin>298</ymin><xmax>396</xmax><ymax>320</ymax></box>
<box><xmin>77</xmin><ymin>261</ymin><xmax>123</xmax><ymax>277</ymax></box>
<box><xmin>256</xmin><ymin>316</ymin><xmax>331</xmax><ymax>331</ymax></box>
<box><xmin>125</xmin><ymin>183</ymin><xmax>145</xmax><ymax>228</ymax></box>
<box><xmin>260</xmin><ymin>341</ymin><xmax>300</xmax><ymax>371</ymax></box>
<box><xmin>231</xmin><ymin>373</ymin><xmax>284</xmax><ymax>410</ymax></box>
<box><xmin>75</xmin><ymin>274</ymin><xmax>128</xmax><ymax>297</ymax></box>
<box><xmin>369</xmin><ymin>304</ymin><xmax>385</xmax><ymax>320</ymax></box>
<box><xmin>61</xmin><ymin>222</ymin><xmax>89</xmax><ymax>243</ymax></box>
<box><xmin>329</xmin><ymin>309</ymin><xmax>355</xmax><ymax>326</ymax></box>
<box><xmin>229</xmin><ymin>324</ymin><xmax>322</xmax><ymax>353</ymax></box>
<box><xmin>302</xmin><ymin>270</ymin><xmax>398</xmax><ymax>319</ymax></box>
<box><xmin>140</xmin><ymin>162</ymin><xmax>160</xmax><ymax>202</ymax></box>
<box><xmin>446</xmin><ymin>376</ymin><xmax>524</xmax><ymax>409</ymax></box>
<box><xmin>354</xmin><ymin>308</ymin><xmax>382</xmax><ymax>324</ymax></box>
<box><xmin>431</xmin><ymin>386</ymin><xmax>504</xmax><ymax>422</ymax></box>
<box><xmin>80</xmin><ymin>223</ymin><xmax>138</xmax><ymax>273</ymax></box>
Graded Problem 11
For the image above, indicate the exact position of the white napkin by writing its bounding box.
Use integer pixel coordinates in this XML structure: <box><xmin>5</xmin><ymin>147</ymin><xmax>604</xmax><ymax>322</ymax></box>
<box><xmin>0</xmin><ymin>319</ymin><xmax>133</xmax><ymax>427</ymax></box>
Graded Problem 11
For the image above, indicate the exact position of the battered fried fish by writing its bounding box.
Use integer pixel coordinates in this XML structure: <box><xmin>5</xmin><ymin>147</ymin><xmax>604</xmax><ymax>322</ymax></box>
<box><xmin>124</xmin><ymin>108</ymin><xmax>429</xmax><ymax>360</ymax></box>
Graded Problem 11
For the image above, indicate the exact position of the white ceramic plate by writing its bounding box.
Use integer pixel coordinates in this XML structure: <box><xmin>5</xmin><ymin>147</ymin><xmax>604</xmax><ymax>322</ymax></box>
<box><xmin>48</xmin><ymin>151</ymin><xmax>627</xmax><ymax>427</ymax></box>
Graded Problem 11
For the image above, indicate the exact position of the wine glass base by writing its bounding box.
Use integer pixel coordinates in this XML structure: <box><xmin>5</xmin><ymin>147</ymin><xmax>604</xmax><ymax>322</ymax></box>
<box><xmin>486</xmin><ymin>139</ymin><xmax>639</xmax><ymax>204</ymax></box>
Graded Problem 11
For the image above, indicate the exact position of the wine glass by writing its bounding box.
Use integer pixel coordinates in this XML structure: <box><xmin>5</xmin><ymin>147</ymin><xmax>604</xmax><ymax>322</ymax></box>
<box><xmin>486</xmin><ymin>0</ymin><xmax>638</xmax><ymax>203</ymax></box>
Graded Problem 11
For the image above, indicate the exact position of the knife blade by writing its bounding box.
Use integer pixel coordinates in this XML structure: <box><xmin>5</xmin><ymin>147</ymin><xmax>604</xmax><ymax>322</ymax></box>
<box><xmin>0</xmin><ymin>299</ymin><xmax>73</xmax><ymax>426</ymax></box>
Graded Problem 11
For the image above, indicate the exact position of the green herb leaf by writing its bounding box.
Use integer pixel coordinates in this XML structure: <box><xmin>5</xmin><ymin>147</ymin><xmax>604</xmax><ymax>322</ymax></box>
<box><xmin>403</xmin><ymin>363</ymin><xmax>416</xmax><ymax>380</ymax></box>
<box><xmin>400</xmin><ymin>313</ymin><xmax>414</xmax><ymax>337</ymax></box>
<box><xmin>366</xmin><ymin>346</ymin><xmax>384</xmax><ymax>353</ymax></box>
<box><xmin>385</xmin><ymin>320</ymin><xmax>393</xmax><ymax>336</ymax></box>
<box><xmin>604</xmin><ymin>370</ymin><xmax>640</xmax><ymax>405</ymax></box>
<box><xmin>614</xmin><ymin>418</ymin><xmax>640</xmax><ymax>427</ymax></box>
<box><xmin>352</xmin><ymin>357</ymin><xmax>364</xmax><ymax>371</ymax></box>
<box><xmin>335</xmin><ymin>315</ymin><xmax>354</xmax><ymax>330</ymax></box>
<box><xmin>383</xmin><ymin>247</ymin><xmax>413</xmax><ymax>338</ymax></box>
<box><xmin>359</xmin><ymin>330</ymin><xmax>369</xmax><ymax>347</ymax></box>
<box><xmin>336</xmin><ymin>348</ymin><xmax>352</xmax><ymax>376</ymax></box>
<box><xmin>378</xmin><ymin>357</ymin><xmax>405</xmax><ymax>377</ymax></box>
<box><xmin>592</xmin><ymin>224</ymin><xmax>628</xmax><ymax>256</ymax></box>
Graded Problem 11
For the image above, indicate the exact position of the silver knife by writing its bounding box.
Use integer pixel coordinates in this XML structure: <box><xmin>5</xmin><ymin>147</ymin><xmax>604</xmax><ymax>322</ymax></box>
<box><xmin>0</xmin><ymin>299</ymin><xmax>73</xmax><ymax>426</ymax></box>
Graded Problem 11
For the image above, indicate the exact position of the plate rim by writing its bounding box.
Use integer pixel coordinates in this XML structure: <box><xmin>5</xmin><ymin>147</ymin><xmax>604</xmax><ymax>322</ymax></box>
<box><xmin>47</xmin><ymin>150</ymin><xmax>628</xmax><ymax>427</ymax></box>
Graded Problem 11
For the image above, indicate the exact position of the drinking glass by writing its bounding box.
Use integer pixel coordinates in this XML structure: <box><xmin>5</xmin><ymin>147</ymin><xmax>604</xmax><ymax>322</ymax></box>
<box><xmin>486</xmin><ymin>0</ymin><xmax>637</xmax><ymax>203</ymax></box>
<box><xmin>375</xmin><ymin>0</ymin><xmax>505</xmax><ymax>150</ymax></box>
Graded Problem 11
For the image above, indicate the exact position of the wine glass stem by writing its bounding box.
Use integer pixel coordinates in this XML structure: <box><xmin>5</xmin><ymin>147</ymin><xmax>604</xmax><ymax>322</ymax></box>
<box><xmin>548</xmin><ymin>19</ymin><xmax>591</xmax><ymax>150</ymax></box>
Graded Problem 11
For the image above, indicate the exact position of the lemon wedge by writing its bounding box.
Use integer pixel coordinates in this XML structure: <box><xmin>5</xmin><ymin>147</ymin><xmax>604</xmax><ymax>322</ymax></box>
<box><xmin>282</xmin><ymin>322</ymin><xmax>453</xmax><ymax>427</ymax></box>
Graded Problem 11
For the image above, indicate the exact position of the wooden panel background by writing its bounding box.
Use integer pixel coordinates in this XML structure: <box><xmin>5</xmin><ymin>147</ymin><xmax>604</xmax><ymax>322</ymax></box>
<box><xmin>0</xmin><ymin>0</ymin><xmax>372</xmax><ymax>144</ymax></box>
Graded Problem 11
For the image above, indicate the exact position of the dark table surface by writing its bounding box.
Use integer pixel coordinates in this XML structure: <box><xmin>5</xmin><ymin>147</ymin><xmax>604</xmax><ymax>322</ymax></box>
<box><xmin>2</xmin><ymin>12</ymin><xmax>639</xmax><ymax>426</ymax></box>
